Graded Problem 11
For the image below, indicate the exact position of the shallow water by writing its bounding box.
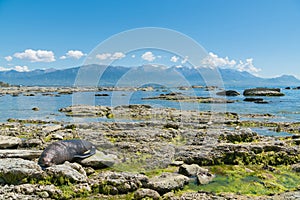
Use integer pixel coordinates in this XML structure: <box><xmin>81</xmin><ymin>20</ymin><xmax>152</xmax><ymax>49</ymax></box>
<box><xmin>0</xmin><ymin>86</ymin><xmax>299</xmax><ymax>125</ymax></box>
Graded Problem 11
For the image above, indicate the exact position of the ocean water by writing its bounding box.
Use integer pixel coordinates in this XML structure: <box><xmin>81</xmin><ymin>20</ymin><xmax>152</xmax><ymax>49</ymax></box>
<box><xmin>0</xmin><ymin>86</ymin><xmax>299</xmax><ymax>124</ymax></box>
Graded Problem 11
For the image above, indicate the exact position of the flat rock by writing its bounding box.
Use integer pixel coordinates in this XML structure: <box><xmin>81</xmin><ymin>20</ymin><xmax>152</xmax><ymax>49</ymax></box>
<box><xmin>0</xmin><ymin>135</ymin><xmax>22</xmax><ymax>149</ymax></box>
<box><xmin>59</xmin><ymin>105</ymin><xmax>112</xmax><ymax>117</ymax></box>
<box><xmin>95</xmin><ymin>171</ymin><xmax>149</xmax><ymax>194</ymax></box>
<box><xmin>179</xmin><ymin>164</ymin><xmax>204</xmax><ymax>177</ymax></box>
<box><xmin>0</xmin><ymin>158</ymin><xmax>45</xmax><ymax>184</ymax></box>
<box><xmin>0</xmin><ymin>149</ymin><xmax>42</xmax><ymax>160</ymax></box>
<box><xmin>134</xmin><ymin>188</ymin><xmax>161</xmax><ymax>200</ymax></box>
<box><xmin>79</xmin><ymin>150</ymin><xmax>119</xmax><ymax>169</ymax></box>
<box><xmin>146</xmin><ymin>172</ymin><xmax>189</xmax><ymax>195</ymax></box>
<box><xmin>216</xmin><ymin>90</ymin><xmax>240</xmax><ymax>96</ymax></box>
<box><xmin>46</xmin><ymin>161</ymin><xmax>88</xmax><ymax>183</ymax></box>
<box><xmin>243</xmin><ymin>88</ymin><xmax>284</xmax><ymax>96</ymax></box>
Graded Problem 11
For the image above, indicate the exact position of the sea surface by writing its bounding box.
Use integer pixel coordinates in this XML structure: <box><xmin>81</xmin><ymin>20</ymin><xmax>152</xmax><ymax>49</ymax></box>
<box><xmin>0</xmin><ymin>86</ymin><xmax>299</xmax><ymax>125</ymax></box>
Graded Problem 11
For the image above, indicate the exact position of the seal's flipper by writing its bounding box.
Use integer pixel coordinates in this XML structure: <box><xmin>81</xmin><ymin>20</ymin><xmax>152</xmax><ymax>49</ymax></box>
<box><xmin>74</xmin><ymin>146</ymin><xmax>96</xmax><ymax>159</ymax></box>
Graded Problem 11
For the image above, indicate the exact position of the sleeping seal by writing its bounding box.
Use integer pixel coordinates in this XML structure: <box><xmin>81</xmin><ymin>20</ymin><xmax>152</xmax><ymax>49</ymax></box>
<box><xmin>38</xmin><ymin>139</ymin><xmax>96</xmax><ymax>169</ymax></box>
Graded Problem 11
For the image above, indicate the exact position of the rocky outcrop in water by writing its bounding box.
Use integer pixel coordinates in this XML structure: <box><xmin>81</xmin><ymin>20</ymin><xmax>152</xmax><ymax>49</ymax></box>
<box><xmin>243</xmin><ymin>88</ymin><xmax>284</xmax><ymax>96</ymax></box>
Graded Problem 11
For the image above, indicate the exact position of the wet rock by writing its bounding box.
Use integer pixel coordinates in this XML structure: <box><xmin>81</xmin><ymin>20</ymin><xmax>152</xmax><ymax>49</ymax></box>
<box><xmin>32</xmin><ymin>107</ymin><xmax>39</xmax><ymax>111</ymax></box>
<box><xmin>59</xmin><ymin>105</ymin><xmax>112</xmax><ymax>117</ymax></box>
<box><xmin>216</xmin><ymin>90</ymin><xmax>240</xmax><ymax>96</ymax></box>
<box><xmin>134</xmin><ymin>188</ymin><xmax>161</xmax><ymax>200</ymax></box>
<box><xmin>243</xmin><ymin>97</ymin><xmax>264</xmax><ymax>102</ymax></box>
<box><xmin>254</xmin><ymin>100</ymin><xmax>269</xmax><ymax>104</ymax></box>
<box><xmin>243</xmin><ymin>88</ymin><xmax>284</xmax><ymax>96</ymax></box>
<box><xmin>0</xmin><ymin>135</ymin><xmax>22</xmax><ymax>149</ymax></box>
<box><xmin>219</xmin><ymin>128</ymin><xmax>259</xmax><ymax>143</ymax></box>
<box><xmin>94</xmin><ymin>171</ymin><xmax>149</xmax><ymax>194</ymax></box>
<box><xmin>0</xmin><ymin>149</ymin><xmax>42</xmax><ymax>160</ymax></box>
<box><xmin>95</xmin><ymin>93</ymin><xmax>109</xmax><ymax>96</ymax></box>
<box><xmin>196</xmin><ymin>170</ymin><xmax>215</xmax><ymax>185</ymax></box>
<box><xmin>79</xmin><ymin>150</ymin><xmax>119</xmax><ymax>169</ymax></box>
<box><xmin>146</xmin><ymin>172</ymin><xmax>189</xmax><ymax>194</ymax></box>
<box><xmin>142</xmin><ymin>94</ymin><xmax>235</xmax><ymax>103</ymax></box>
<box><xmin>179</xmin><ymin>164</ymin><xmax>202</xmax><ymax>177</ymax></box>
<box><xmin>179</xmin><ymin>164</ymin><xmax>215</xmax><ymax>185</ymax></box>
<box><xmin>0</xmin><ymin>158</ymin><xmax>45</xmax><ymax>184</ymax></box>
<box><xmin>45</xmin><ymin>161</ymin><xmax>88</xmax><ymax>183</ymax></box>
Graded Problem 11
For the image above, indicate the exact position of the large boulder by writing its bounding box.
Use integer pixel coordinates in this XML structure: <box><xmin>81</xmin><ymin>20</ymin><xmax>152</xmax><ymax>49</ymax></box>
<box><xmin>243</xmin><ymin>88</ymin><xmax>284</xmax><ymax>96</ymax></box>
<box><xmin>0</xmin><ymin>136</ymin><xmax>22</xmax><ymax>149</ymax></box>
<box><xmin>134</xmin><ymin>188</ymin><xmax>161</xmax><ymax>200</ymax></box>
<box><xmin>0</xmin><ymin>158</ymin><xmax>45</xmax><ymax>184</ymax></box>
<box><xmin>146</xmin><ymin>173</ymin><xmax>189</xmax><ymax>195</ymax></box>
<box><xmin>94</xmin><ymin>171</ymin><xmax>149</xmax><ymax>195</ymax></box>
<box><xmin>179</xmin><ymin>164</ymin><xmax>215</xmax><ymax>185</ymax></box>
<box><xmin>79</xmin><ymin>150</ymin><xmax>119</xmax><ymax>169</ymax></box>
<box><xmin>45</xmin><ymin>161</ymin><xmax>88</xmax><ymax>183</ymax></box>
<box><xmin>216</xmin><ymin>90</ymin><xmax>240</xmax><ymax>96</ymax></box>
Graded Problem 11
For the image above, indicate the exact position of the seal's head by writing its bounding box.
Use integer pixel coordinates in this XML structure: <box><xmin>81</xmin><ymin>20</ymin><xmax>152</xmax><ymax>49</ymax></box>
<box><xmin>38</xmin><ymin>150</ymin><xmax>55</xmax><ymax>169</ymax></box>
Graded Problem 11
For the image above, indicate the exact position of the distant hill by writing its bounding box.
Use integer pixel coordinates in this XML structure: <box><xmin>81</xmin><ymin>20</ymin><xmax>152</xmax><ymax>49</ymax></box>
<box><xmin>0</xmin><ymin>64</ymin><xmax>299</xmax><ymax>87</ymax></box>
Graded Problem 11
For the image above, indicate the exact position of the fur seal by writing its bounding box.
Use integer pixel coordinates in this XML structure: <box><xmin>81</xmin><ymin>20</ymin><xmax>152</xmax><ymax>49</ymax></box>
<box><xmin>38</xmin><ymin>139</ymin><xmax>96</xmax><ymax>169</ymax></box>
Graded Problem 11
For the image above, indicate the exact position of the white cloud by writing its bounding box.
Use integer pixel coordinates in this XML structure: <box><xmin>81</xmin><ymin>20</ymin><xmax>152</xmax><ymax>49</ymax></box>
<box><xmin>181</xmin><ymin>56</ymin><xmax>188</xmax><ymax>64</ymax></box>
<box><xmin>96</xmin><ymin>52</ymin><xmax>126</xmax><ymax>60</ymax></box>
<box><xmin>131</xmin><ymin>54</ymin><xmax>136</xmax><ymax>58</ymax></box>
<box><xmin>0</xmin><ymin>65</ymin><xmax>30</xmax><ymax>72</ymax></box>
<box><xmin>236</xmin><ymin>58</ymin><xmax>261</xmax><ymax>74</ymax></box>
<box><xmin>60</xmin><ymin>50</ymin><xmax>86</xmax><ymax>60</ymax></box>
<box><xmin>96</xmin><ymin>53</ymin><xmax>112</xmax><ymax>60</ymax></box>
<box><xmin>202</xmin><ymin>52</ymin><xmax>236</xmax><ymax>68</ymax></box>
<box><xmin>201</xmin><ymin>52</ymin><xmax>261</xmax><ymax>74</ymax></box>
<box><xmin>60</xmin><ymin>55</ymin><xmax>67</xmax><ymax>60</ymax></box>
<box><xmin>14</xmin><ymin>49</ymin><xmax>55</xmax><ymax>62</ymax></box>
<box><xmin>170</xmin><ymin>56</ymin><xmax>179</xmax><ymax>63</ymax></box>
<box><xmin>4</xmin><ymin>56</ymin><xmax>13</xmax><ymax>62</ymax></box>
<box><xmin>141</xmin><ymin>51</ymin><xmax>155</xmax><ymax>62</ymax></box>
<box><xmin>111</xmin><ymin>52</ymin><xmax>125</xmax><ymax>60</ymax></box>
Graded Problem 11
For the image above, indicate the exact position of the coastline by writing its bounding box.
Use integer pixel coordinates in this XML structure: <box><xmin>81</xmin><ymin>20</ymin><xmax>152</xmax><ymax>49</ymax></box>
<box><xmin>0</xmin><ymin>86</ymin><xmax>300</xmax><ymax>199</ymax></box>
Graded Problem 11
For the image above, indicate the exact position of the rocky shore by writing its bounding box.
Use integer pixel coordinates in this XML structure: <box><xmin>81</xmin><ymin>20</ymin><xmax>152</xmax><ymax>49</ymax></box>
<box><xmin>0</xmin><ymin>100</ymin><xmax>300</xmax><ymax>200</ymax></box>
<box><xmin>1</xmin><ymin>85</ymin><xmax>300</xmax><ymax>199</ymax></box>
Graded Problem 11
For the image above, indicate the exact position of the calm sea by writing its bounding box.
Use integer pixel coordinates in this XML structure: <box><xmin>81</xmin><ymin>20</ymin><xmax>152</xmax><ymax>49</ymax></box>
<box><xmin>0</xmin><ymin>86</ymin><xmax>299</xmax><ymax>124</ymax></box>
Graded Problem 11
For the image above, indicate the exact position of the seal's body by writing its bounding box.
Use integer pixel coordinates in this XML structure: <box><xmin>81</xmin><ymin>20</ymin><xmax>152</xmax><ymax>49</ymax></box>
<box><xmin>38</xmin><ymin>140</ymin><xmax>96</xmax><ymax>169</ymax></box>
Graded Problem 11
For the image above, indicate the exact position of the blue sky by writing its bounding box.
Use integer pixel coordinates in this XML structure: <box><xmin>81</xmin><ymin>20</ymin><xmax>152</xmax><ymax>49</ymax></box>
<box><xmin>0</xmin><ymin>0</ymin><xmax>299</xmax><ymax>78</ymax></box>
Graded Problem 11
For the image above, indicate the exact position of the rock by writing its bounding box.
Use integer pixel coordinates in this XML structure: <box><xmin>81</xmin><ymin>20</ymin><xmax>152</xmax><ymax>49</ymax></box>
<box><xmin>243</xmin><ymin>88</ymin><xmax>284</xmax><ymax>96</ymax></box>
<box><xmin>178</xmin><ymin>164</ymin><xmax>215</xmax><ymax>185</ymax></box>
<box><xmin>94</xmin><ymin>171</ymin><xmax>149</xmax><ymax>194</ymax></box>
<box><xmin>196</xmin><ymin>170</ymin><xmax>215</xmax><ymax>185</ymax></box>
<box><xmin>216</xmin><ymin>90</ymin><xmax>240</xmax><ymax>96</ymax></box>
<box><xmin>254</xmin><ymin>100</ymin><xmax>269</xmax><ymax>104</ymax></box>
<box><xmin>146</xmin><ymin>173</ymin><xmax>189</xmax><ymax>195</ymax></box>
<box><xmin>21</xmin><ymin>138</ymin><xmax>43</xmax><ymax>148</ymax></box>
<box><xmin>0</xmin><ymin>135</ymin><xmax>22</xmax><ymax>149</ymax></box>
<box><xmin>243</xmin><ymin>97</ymin><xmax>264</xmax><ymax>102</ymax></box>
<box><xmin>95</xmin><ymin>93</ymin><xmax>109</xmax><ymax>96</ymax></box>
<box><xmin>42</xmin><ymin>124</ymin><xmax>62</xmax><ymax>133</ymax></box>
<box><xmin>0</xmin><ymin>149</ymin><xmax>42</xmax><ymax>160</ymax></box>
<box><xmin>291</xmin><ymin>163</ymin><xmax>300</xmax><ymax>172</ymax></box>
<box><xmin>46</xmin><ymin>161</ymin><xmax>88</xmax><ymax>183</ymax></box>
<box><xmin>134</xmin><ymin>188</ymin><xmax>161</xmax><ymax>200</ymax></box>
<box><xmin>32</xmin><ymin>107</ymin><xmax>39</xmax><ymax>111</ymax></box>
<box><xmin>79</xmin><ymin>150</ymin><xmax>119</xmax><ymax>169</ymax></box>
<box><xmin>170</xmin><ymin>160</ymin><xmax>184</xmax><ymax>166</ymax></box>
<box><xmin>0</xmin><ymin>158</ymin><xmax>45</xmax><ymax>184</ymax></box>
<box><xmin>59</xmin><ymin>105</ymin><xmax>112</xmax><ymax>117</ymax></box>
<box><xmin>179</xmin><ymin>164</ymin><xmax>203</xmax><ymax>177</ymax></box>
<box><xmin>285</xmin><ymin>87</ymin><xmax>291</xmax><ymax>90</ymax></box>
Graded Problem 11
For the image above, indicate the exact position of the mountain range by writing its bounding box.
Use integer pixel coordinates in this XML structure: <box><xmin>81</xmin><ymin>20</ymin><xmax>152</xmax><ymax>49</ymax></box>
<box><xmin>0</xmin><ymin>64</ymin><xmax>299</xmax><ymax>87</ymax></box>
